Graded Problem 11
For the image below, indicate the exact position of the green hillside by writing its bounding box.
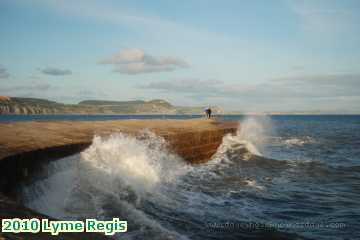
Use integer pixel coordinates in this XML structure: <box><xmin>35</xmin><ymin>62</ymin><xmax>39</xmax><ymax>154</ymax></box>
<box><xmin>0</xmin><ymin>96</ymin><xmax>222</xmax><ymax>115</ymax></box>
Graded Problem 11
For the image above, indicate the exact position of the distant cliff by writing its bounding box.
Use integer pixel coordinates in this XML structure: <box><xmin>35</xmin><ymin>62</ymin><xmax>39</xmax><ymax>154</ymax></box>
<box><xmin>0</xmin><ymin>96</ymin><xmax>223</xmax><ymax>115</ymax></box>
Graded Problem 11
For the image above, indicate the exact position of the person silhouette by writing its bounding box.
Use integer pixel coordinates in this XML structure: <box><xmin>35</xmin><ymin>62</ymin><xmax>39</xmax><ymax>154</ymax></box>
<box><xmin>207</xmin><ymin>107</ymin><xmax>212</xmax><ymax>119</ymax></box>
<box><xmin>204</xmin><ymin>107</ymin><xmax>212</xmax><ymax>119</ymax></box>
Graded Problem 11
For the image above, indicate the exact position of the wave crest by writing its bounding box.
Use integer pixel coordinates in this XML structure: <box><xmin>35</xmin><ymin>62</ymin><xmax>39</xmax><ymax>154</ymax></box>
<box><xmin>213</xmin><ymin>116</ymin><xmax>273</xmax><ymax>162</ymax></box>
<box><xmin>80</xmin><ymin>131</ymin><xmax>189</xmax><ymax>196</ymax></box>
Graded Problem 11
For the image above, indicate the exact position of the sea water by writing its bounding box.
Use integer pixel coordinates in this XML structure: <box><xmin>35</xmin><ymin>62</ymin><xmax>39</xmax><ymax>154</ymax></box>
<box><xmin>15</xmin><ymin>115</ymin><xmax>360</xmax><ymax>239</ymax></box>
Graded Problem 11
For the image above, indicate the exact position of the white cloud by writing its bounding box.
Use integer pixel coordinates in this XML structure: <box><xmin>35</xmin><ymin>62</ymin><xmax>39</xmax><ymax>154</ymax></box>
<box><xmin>101</xmin><ymin>49</ymin><xmax>144</xmax><ymax>64</ymax></box>
<box><xmin>100</xmin><ymin>49</ymin><xmax>189</xmax><ymax>75</ymax></box>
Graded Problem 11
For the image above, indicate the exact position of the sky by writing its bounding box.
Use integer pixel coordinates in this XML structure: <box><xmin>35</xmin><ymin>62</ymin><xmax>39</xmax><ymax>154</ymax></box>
<box><xmin>0</xmin><ymin>0</ymin><xmax>360</xmax><ymax>112</ymax></box>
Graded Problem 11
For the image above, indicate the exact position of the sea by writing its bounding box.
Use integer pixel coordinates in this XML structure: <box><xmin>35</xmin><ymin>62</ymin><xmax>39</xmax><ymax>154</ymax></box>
<box><xmin>1</xmin><ymin>114</ymin><xmax>359</xmax><ymax>240</ymax></box>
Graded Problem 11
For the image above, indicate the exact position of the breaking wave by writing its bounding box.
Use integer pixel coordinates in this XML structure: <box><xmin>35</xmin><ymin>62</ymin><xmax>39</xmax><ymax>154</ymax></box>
<box><xmin>20</xmin><ymin>118</ymin><xmax>274</xmax><ymax>238</ymax></box>
<box><xmin>22</xmin><ymin>131</ymin><xmax>191</xmax><ymax>239</ymax></box>
<box><xmin>18</xmin><ymin>115</ymin><xmax>360</xmax><ymax>240</ymax></box>
<box><xmin>214</xmin><ymin>116</ymin><xmax>273</xmax><ymax>160</ymax></box>
<box><xmin>80</xmin><ymin>131</ymin><xmax>189</xmax><ymax>197</ymax></box>
<box><xmin>20</xmin><ymin>116</ymin><xmax>334</xmax><ymax>240</ymax></box>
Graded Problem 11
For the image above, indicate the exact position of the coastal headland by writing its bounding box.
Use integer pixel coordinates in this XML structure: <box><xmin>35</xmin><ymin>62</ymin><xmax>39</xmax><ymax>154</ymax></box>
<box><xmin>0</xmin><ymin>119</ymin><xmax>237</xmax><ymax>239</ymax></box>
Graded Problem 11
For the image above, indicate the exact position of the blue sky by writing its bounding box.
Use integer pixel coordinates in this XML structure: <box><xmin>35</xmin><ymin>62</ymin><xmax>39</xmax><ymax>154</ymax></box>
<box><xmin>0</xmin><ymin>0</ymin><xmax>360</xmax><ymax>112</ymax></box>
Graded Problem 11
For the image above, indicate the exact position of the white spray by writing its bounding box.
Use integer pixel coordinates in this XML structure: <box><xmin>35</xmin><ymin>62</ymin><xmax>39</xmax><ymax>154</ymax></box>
<box><xmin>79</xmin><ymin>131</ymin><xmax>189</xmax><ymax>198</ymax></box>
<box><xmin>21</xmin><ymin>131</ymin><xmax>191</xmax><ymax>239</ymax></box>
<box><xmin>215</xmin><ymin>115</ymin><xmax>274</xmax><ymax>160</ymax></box>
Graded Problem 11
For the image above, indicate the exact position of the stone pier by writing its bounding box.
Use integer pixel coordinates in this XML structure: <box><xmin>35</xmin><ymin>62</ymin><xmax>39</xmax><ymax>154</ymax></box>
<box><xmin>0</xmin><ymin>119</ymin><xmax>237</xmax><ymax>240</ymax></box>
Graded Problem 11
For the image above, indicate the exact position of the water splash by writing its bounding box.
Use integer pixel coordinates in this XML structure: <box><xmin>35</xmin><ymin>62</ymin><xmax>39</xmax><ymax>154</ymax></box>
<box><xmin>80</xmin><ymin>131</ymin><xmax>189</xmax><ymax>198</ymax></box>
<box><xmin>237</xmin><ymin>116</ymin><xmax>273</xmax><ymax>154</ymax></box>
<box><xmin>21</xmin><ymin>131</ymin><xmax>191</xmax><ymax>239</ymax></box>
<box><xmin>244</xmin><ymin>179</ymin><xmax>265</xmax><ymax>190</ymax></box>
<box><xmin>19</xmin><ymin>116</ymin><xmax>360</xmax><ymax>240</ymax></box>
<box><xmin>213</xmin><ymin>116</ymin><xmax>273</xmax><ymax>161</ymax></box>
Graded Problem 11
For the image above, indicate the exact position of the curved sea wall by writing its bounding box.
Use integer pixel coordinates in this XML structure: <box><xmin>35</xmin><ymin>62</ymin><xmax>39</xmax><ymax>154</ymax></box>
<box><xmin>0</xmin><ymin>119</ymin><xmax>237</xmax><ymax>240</ymax></box>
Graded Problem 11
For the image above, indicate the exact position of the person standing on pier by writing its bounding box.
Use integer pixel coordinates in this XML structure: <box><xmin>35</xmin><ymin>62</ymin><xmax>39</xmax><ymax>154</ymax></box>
<box><xmin>204</xmin><ymin>107</ymin><xmax>212</xmax><ymax>119</ymax></box>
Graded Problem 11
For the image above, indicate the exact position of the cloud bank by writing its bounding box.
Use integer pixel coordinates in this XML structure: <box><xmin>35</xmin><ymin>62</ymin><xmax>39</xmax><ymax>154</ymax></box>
<box><xmin>143</xmin><ymin>74</ymin><xmax>360</xmax><ymax>99</ymax></box>
<box><xmin>41</xmin><ymin>67</ymin><xmax>72</xmax><ymax>76</ymax></box>
<box><xmin>100</xmin><ymin>49</ymin><xmax>189</xmax><ymax>75</ymax></box>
